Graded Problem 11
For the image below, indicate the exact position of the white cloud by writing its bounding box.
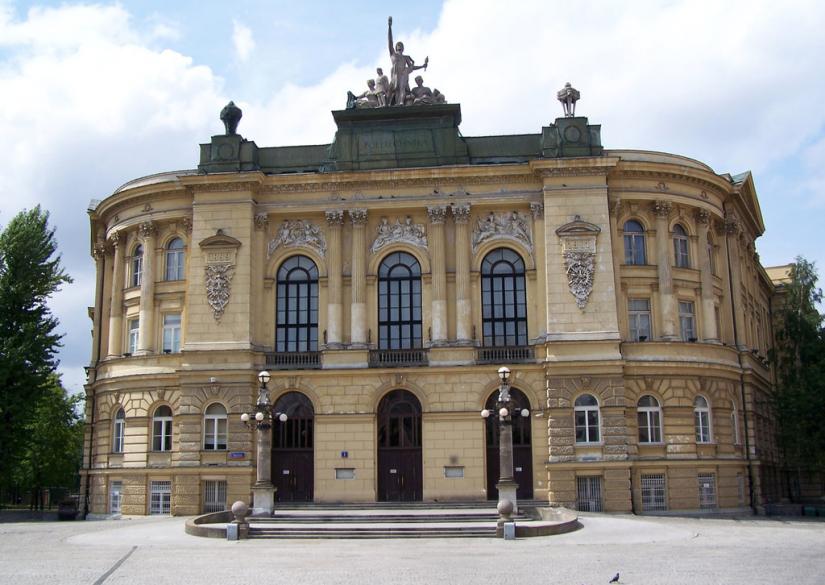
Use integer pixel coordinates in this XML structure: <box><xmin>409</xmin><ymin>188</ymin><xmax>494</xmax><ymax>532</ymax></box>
<box><xmin>232</xmin><ymin>20</ymin><xmax>255</xmax><ymax>63</ymax></box>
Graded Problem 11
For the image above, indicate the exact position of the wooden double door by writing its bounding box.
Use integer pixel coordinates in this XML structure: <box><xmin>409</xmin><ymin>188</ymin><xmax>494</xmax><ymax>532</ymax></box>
<box><xmin>485</xmin><ymin>388</ymin><xmax>534</xmax><ymax>500</ymax></box>
<box><xmin>377</xmin><ymin>390</ymin><xmax>423</xmax><ymax>502</ymax></box>
<box><xmin>271</xmin><ymin>392</ymin><xmax>315</xmax><ymax>502</ymax></box>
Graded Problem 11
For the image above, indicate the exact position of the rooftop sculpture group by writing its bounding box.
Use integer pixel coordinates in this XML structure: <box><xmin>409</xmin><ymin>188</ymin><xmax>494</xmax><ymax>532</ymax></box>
<box><xmin>347</xmin><ymin>17</ymin><xmax>446</xmax><ymax>109</ymax></box>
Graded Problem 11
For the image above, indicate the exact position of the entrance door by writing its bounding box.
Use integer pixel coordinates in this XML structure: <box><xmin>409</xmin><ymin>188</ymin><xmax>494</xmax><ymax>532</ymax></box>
<box><xmin>272</xmin><ymin>392</ymin><xmax>314</xmax><ymax>502</ymax></box>
<box><xmin>485</xmin><ymin>387</ymin><xmax>533</xmax><ymax>500</ymax></box>
<box><xmin>377</xmin><ymin>390</ymin><xmax>423</xmax><ymax>502</ymax></box>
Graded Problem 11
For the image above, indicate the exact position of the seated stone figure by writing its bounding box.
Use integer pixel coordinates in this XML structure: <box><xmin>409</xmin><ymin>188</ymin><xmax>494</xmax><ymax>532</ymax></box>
<box><xmin>355</xmin><ymin>79</ymin><xmax>380</xmax><ymax>109</ymax></box>
<box><xmin>432</xmin><ymin>89</ymin><xmax>446</xmax><ymax>104</ymax></box>
<box><xmin>409</xmin><ymin>75</ymin><xmax>434</xmax><ymax>105</ymax></box>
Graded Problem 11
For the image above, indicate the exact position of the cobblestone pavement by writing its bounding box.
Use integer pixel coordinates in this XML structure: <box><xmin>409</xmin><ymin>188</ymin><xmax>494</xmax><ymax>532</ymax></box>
<box><xmin>0</xmin><ymin>513</ymin><xmax>823</xmax><ymax>585</ymax></box>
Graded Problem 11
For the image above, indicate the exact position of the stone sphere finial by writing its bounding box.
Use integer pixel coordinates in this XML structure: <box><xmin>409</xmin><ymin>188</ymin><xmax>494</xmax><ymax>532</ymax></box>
<box><xmin>231</xmin><ymin>500</ymin><xmax>249</xmax><ymax>523</ymax></box>
<box><xmin>497</xmin><ymin>498</ymin><xmax>514</xmax><ymax>518</ymax></box>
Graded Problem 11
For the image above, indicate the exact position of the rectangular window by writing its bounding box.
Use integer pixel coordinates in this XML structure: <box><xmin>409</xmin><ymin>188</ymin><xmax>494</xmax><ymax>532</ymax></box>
<box><xmin>576</xmin><ymin>476</ymin><xmax>603</xmax><ymax>512</ymax></box>
<box><xmin>679</xmin><ymin>301</ymin><xmax>696</xmax><ymax>341</ymax></box>
<box><xmin>149</xmin><ymin>480</ymin><xmax>171</xmax><ymax>515</ymax></box>
<box><xmin>112</xmin><ymin>417</ymin><xmax>125</xmax><ymax>453</ymax></box>
<box><xmin>153</xmin><ymin>419</ymin><xmax>172</xmax><ymax>451</ymax></box>
<box><xmin>162</xmin><ymin>313</ymin><xmax>181</xmax><ymax>353</ymax></box>
<box><xmin>637</xmin><ymin>409</ymin><xmax>662</xmax><ymax>443</ymax></box>
<box><xmin>109</xmin><ymin>481</ymin><xmax>123</xmax><ymax>514</ymax></box>
<box><xmin>202</xmin><ymin>480</ymin><xmax>227</xmax><ymax>513</ymax></box>
<box><xmin>698</xmin><ymin>473</ymin><xmax>717</xmax><ymax>509</ymax></box>
<box><xmin>641</xmin><ymin>474</ymin><xmax>667</xmax><ymax>512</ymax></box>
<box><xmin>628</xmin><ymin>298</ymin><xmax>652</xmax><ymax>341</ymax></box>
<box><xmin>127</xmin><ymin>318</ymin><xmax>139</xmax><ymax>355</ymax></box>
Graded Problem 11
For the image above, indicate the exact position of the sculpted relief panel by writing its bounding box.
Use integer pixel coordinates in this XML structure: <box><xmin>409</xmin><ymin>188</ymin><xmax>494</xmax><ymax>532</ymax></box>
<box><xmin>471</xmin><ymin>211</ymin><xmax>533</xmax><ymax>253</ymax></box>
<box><xmin>268</xmin><ymin>219</ymin><xmax>327</xmax><ymax>258</ymax></box>
<box><xmin>371</xmin><ymin>216</ymin><xmax>427</xmax><ymax>254</ymax></box>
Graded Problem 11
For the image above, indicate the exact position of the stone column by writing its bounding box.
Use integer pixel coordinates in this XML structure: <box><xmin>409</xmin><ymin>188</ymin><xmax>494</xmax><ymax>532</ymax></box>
<box><xmin>696</xmin><ymin>209</ymin><xmax>719</xmax><ymax>343</ymax></box>
<box><xmin>453</xmin><ymin>203</ymin><xmax>473</xmax><ymax>344</ymax></box>
<box><xmin>725</xmin><ymin>214</ymin><xmax>748</xmax><ymax>349</ymax></box>
<box><xmin>652</xmin><ymin>201</ymin><xmax>677</xmax><ymax>339</ymax></box>
<box><xmin>91</xmin><ymin>240</ymin><xmax>107</xmax><ymax>365</ymax></box>
<box><xmin>136</xmin><ymin>221</ymin><xmax>157</xmax><ymax>355</ymax></box>
<box><xmin>106</xmin><ymin>231</ymin><xmax>124</xmax><ymax>358</ymax></box>
<box><xmin>349</xmin><ymin>209</ymin><xmax>368</xmax><ymax>347</ymax></box>
<box><xmin>254</xmin><ymin>213</ymin><xmax>269</xmax><ymax>347</ymax></box>
<box><xmin>609</xmin><ymin>199</ymin><xmax>629</xmax><ymax>337</ymax></box>
<box><xmin>251</xmin><ymin>423</ymin><xmax>274</xmax><ymax>515</ymax></box>
<box><xmin>427</xmin><ymin>205</ymin><xmax>448</xmax><ymax>345</ymax></box>
<box><xmin>325</xmin><ymin>210</ymin><xmax>344</xmax><ymax>347</ymax></box>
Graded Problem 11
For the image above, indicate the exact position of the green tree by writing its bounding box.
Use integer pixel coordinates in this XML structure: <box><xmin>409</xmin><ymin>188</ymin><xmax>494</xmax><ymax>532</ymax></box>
<box><xmin>771</xmin><ymin>257</ymin><xmax>825</xmax><ymax>489</ymax></box>
<box><xmin>0</xmin><ymin>206</ymin><xmax>72</xmax><ymax>498</ymax></box>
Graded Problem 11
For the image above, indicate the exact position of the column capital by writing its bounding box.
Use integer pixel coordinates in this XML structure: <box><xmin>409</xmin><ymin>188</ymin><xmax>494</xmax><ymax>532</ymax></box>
<box><xmin>694</xmin><ymin>208</ymin><xmax>711</xmax><ymax>226</ymax></box>
<box><xmin>651</xmin><ymin>200</ymin><xmax>672</xmax><ymax>219</ymax></box>
<box><xmin>348</xmin><ymin>208</ymin><xmax>367</xmax><ymax>226</ymax></box>
<box><xmin>107</xmin><ymin>230</ymin><xmax>122</xmax><ymax>248</ymax></box>
<box><xmin>254</xmin><ymin>213</ymin><xmax>269</xmax><ymax>231</ymax></box>
<box><xmin>138</xmin><ymin>221</ymin><xmax>157</xmax><ymax>240</ymax></box>
<box><xmin>608</xmin><ymin>197</ymin><xmax>623</xmax><ymax>217</ymax></box>
<box><xmin>723</xmin><ymin>212</ymin><xmax>741</xmax><ymax>235</ymax></box>
<box><xmin>93</xmin><ymin>240</ymin><xmax>108</xmax><ymax>261</ymax></box>
<box><xmin>181</xmin><ymin>216</ymin><xmax>193</xmax><ymax>234</ymax></box>
<box><xmin>452</xmin><ymin>202</ymin><xmax>471</xmax><ymax>223</ymax></box>
<box><xmin>529</xmin><ymin>202</ymin><xmax>544</xmax><ymax>220</ymax></box>
<box><xmin>325</xmin><ymin>210</ymin><xmax>345</xmax><ymax>225</ymax></box>
<box><xmin>427</xmin><ymin>205</ymin><xmax>448</xmax><ymax>224</ymax></box>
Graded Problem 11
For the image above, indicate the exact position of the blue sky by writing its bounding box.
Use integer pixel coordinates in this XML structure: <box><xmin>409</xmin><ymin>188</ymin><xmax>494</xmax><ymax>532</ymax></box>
<box><xmin>1</xmin><ymin>0</ymin><xmax>824</xmax><ymax>396</ymax></box>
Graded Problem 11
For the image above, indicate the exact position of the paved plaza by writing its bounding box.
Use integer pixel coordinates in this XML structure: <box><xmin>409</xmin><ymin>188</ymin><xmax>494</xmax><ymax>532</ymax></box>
<box><xmin>0</xmin><ymin>513</ymin><xmax>823</xmax><ymax>585</ymax></box>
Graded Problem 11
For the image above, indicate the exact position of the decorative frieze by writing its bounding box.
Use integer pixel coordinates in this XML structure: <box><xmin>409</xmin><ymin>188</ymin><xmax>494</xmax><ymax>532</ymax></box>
<box><xmin>268</xmin><ymin>219</ymin><xmax>326</xmax><ymax>258</ymax></box>
<box><xmin>555</xmin><ymin>215</ymin><xmax>601</xmax><ymax>310</ymax></box>
<box><xmin>371</xmin><ymin>216</ymin><xmax>427</xmax><ymax>254</ymax></box>
<box><xmin>471</xmin><ymin>210</ymin><xmax>532</xmax><ymax>253</ymax></box>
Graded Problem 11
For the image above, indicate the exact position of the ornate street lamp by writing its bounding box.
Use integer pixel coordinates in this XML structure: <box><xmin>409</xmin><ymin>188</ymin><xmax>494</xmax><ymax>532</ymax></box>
<box><xmin>240</xmin><ymin>371</ymin><xmax>288</xmax><ymax>516</ymax></box>
<box><xmin>481</xmin><ymin>366</ymin><xmax>529</xmax><ymax>519</ymax></box>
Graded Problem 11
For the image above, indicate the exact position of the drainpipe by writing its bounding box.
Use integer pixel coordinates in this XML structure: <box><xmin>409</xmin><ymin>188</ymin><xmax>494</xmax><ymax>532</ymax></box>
<box><xmin>722</xmin><ymin>202</ymin><xmax>757</xmax><ymax>514</ymax></box>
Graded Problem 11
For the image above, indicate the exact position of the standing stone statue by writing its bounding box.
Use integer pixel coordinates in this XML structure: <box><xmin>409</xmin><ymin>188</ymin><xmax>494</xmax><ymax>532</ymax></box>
<box><xmin>387</xmin><ymin>16</ymin><xmax>428</xmax><ymax>106</ymax></box>
<box><xmin>220</xmin><ymin>101</ymin><xmax>243</xmax><ymax>135</ymax></box>
<box><xmin>375</xmin><ymin>68</ymin><xmax>390</xmax><ymax>107</ymax></box>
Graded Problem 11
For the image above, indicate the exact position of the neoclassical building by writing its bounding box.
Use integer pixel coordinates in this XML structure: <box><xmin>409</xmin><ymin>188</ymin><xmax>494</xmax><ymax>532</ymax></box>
<box><xmin>82</xmin><ymin>90</ymin><xmax>782</xmax><ymax>517</ymax></box>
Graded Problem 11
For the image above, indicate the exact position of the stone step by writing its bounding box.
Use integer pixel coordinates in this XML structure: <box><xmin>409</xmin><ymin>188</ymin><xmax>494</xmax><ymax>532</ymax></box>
<box><xmin>248</xmin><ymin>526</ymin><xmax>495</xmax><ymax>539</ymax></box>
<box><xmin>254</xmin><ymin>513</ymin><xmax>527</xmax><ymax>524</ymax></box>
<box><xmin>274</xmin><ymin>499</ymin><xmax>548</xmax><ymax>511</ymax></box>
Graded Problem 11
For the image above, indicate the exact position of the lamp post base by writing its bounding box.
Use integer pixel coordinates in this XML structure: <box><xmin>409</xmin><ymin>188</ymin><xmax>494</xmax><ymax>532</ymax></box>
<box><xmin>251</xmin><ymin>484</ymin><xmax>275</xmax><ymax>516</ymax></box>
<box><xmin>496</xmin><ymin>479</ymin><xmax>519</xmax><ymax>515</ymax></box>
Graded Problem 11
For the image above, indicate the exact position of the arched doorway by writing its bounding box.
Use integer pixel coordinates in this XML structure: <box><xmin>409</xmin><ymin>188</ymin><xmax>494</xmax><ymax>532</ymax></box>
<box><xmin>485</xmin><ymin>387</ymin><xmax>533</xmax><ymax>500</ymax></box>
<box><xmin>377</xmin><ymin>390</ymin><xmax>422</xmax><ymax>501</ymax></box>
<box><xmin>272</xmin><ymin>392</ymin><xmax>314</xmax><ymax>502</ymax></box>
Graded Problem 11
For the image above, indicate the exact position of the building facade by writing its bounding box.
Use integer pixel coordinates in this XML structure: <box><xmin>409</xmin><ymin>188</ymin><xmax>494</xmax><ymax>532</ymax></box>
<box><xmin>82</xmin><ymin>98</ymin><xmax>780</xmax><ymax>517</ymax></box>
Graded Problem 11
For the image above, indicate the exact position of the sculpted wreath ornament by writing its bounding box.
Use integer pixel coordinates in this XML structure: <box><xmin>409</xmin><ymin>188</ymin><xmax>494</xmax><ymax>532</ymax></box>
<box><xmin>563</xmin><ymin>249</ymin><xmax>595</xmax><ymax>309</ymax></box>
<box><xmin>205</xmin><ymin>263</ymin><xmax>235</xmax><ymax>321</ymax></box>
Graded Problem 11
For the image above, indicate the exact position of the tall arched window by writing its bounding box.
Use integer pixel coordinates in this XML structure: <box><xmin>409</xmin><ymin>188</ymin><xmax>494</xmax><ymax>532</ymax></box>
<box><xmin>165</xmin><ymin>237</ymin><xmax>185</xmax><ymax>281</ymax></box>
<box><xmin>112</xmin><ymin>408</ymin><xmax>125</xmax><ymax>453</ymax></box>
<box><xmin>694</xmin><ymin>396</ymin><xmax>712</xmax><ymax>443</ymax></box>
<box><xmin>203</xmin><ymin>403</ymin><xmax>227</xmax><ymax>450</ymax></box>
<box><xmin>574</xmin><ymin>394</ymin><xmax>600</xmax><ymax>444</ymax></box>
<box><xmin>152</xmin><ymin>405</ymin><xmax>173</xmax><ymax>452</ymax></box>
<box><xmin>131</xmin><ymin>244</ymin><xmax>143</xmax><ymax>287</ymax></box>
<box><xmin>637</xmin><ymin>395</ymin><xmax>663</xmax><ymax>443</ymax></box>
<box><xmin>481</xmin><ymin>248</ymin><xmax>527</xmax><ymax>347</ymax></box>
<box><xmin>623</xmin><ymin>220</ymin><xmax>646</xmax><ymax>265</ymax></box>
<box><xmin>276</xmin><ymin>256</ymin><xmax>319</xmax><ymax>352</ymax></box>
<box><xmin>673</xmin><ymin>224</ymin><xmax>690</xmax><ymax>268</ymax></box>
<box><xmin>378</xmin><ymin>252</ymin><xmax>422</xmax><ymax>349</ymax></box>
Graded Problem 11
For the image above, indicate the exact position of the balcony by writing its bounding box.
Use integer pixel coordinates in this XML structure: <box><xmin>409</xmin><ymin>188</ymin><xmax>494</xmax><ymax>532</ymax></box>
<box><xmin>369</xmin><ymin>348</ymin><xmax>429</xmax><ymax>368</ymax></box>
<box><xmin>476</xmin><ymin>346</ymin><xmax>534</xmax><ymax>364</ymax></box>
<box><xmin>265</xmin><ymin>351</ymin><xmax>321</xmax><ymax>370</ymax></box>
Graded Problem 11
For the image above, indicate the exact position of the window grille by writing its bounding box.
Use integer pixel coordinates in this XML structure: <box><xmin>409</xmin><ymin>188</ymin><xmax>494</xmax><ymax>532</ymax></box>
<box><xmin>109</xmin><ymin>481</ymin><xmax>123</xmax><ymax>514</ymax></box>
<box><xmin>698</xmin><ymin>473</ymin><xmax>717</xmax><ymax>509</ymax></box>
<box><xmin>203</xmin><ymin>480</ymin><xmax>227</xmax><ymax>513</ymax></box>
<box><xmin>149</xmin><ymin>480</ymin><xmax>172</xmax><ymax>515</ymax></box>
<box><xmin>576</xmin><ymin>476</ymin><xmax>603</xmax><ymax>512</ymax></box>
<box><xmin>641</xmin><ymin>474</ymin><xmax>667</xmax><ymax>512</ymax></box>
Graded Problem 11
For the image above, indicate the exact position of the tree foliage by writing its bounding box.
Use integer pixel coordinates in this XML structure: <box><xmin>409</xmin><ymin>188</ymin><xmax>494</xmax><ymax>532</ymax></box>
<box><xmin>771</xmin><ymin>256</ymin><xmax>825</xmax><ymax>474</ymax></box>
<box><xmin>0</xmin><ymin>206</ymin><xmax>73</xmax><ymax>494</ymax></box>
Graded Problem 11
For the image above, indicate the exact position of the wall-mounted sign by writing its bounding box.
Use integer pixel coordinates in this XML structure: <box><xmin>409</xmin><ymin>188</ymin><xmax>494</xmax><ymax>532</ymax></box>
<box><xmin>341</xmin><ymin>451</ymin><xmax>349</xmax><ymax>458</ymax></box>
<box><xmin>228</xmin><ymin>451</ymin><xmax>245</xmax><ymax>460</ymax></box>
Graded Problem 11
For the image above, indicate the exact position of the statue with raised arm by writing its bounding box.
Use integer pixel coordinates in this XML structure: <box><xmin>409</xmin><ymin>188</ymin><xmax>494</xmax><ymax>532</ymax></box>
<box><xmin>387</xmin><ymin>16</ymin><xmax>428</xmax><ymax>106</ymax></box>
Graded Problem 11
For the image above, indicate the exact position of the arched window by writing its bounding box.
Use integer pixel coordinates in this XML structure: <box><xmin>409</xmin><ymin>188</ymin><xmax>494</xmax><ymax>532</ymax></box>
<box><xmin>130</xmin><ymin>244</ymin><xmax>143</xmax><ymax>287</ymax></box>
<box><xmin>203</xmin><ymin>403</ymin><xmax>227</xmax><ymax>450</ymax></box>
<box><xmin>673</xmin><ymin>224</ymin><xmax>690</xmax><ymax>268</ymax></box>
<box><xmin>165</xmin><ymin>237</ymin><xmax>185</xmax><ymax>281</ymax></box>
<box><xmin>276</xmin><ymin>256</ymin><xmax>319</xmax><ymax>352</ymax></box>
<box><xmin>694</xmin><ymin>396</ymin><xmax>712</xmax><ymax>443</ymax></box>
<box><xmin>112</xmin><ymin>408</ymin><xmax>125</xmax><ymax>453</ymax></box>
<box><xmin>623</xmin><ymin>220</ymin><xmax>646</xmax><ymax>265</ymax></box>
<box><xmin>481</xmin><ymin>248</ymin><xmax>528</xmax><ymax>347</ymax></box>
<box><xmin>152</xmin><ymin>405</ymin><xmax>173</xmax><ymax>452</ymax></box>
<box><xmin>378</xmin><ymin>252</ymin><xmax>422</xmax><ymax>349</ymax></box>
<box><xmin>637</xmin><ymin>395</ymin><xmax>663</xmax><ymax>443</ymax></box>
<box><xmin>574</xmin><ymin>394</ymin><xmax>600</xmax><ymax>444</ymax></box>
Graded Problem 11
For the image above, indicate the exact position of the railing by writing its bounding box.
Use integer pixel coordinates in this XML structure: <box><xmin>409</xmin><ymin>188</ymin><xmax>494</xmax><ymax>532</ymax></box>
<box><xmin>369</xmin><ymin>348</ymin><xmax>429</xmax><ymax>368</ymax></box>
<box><xmin>265</xmin><ymin>351</ymin><xmax>321</xmax><ymax>370</ymax></box>
<box><xmin>476</xmin><ymin>346</ymin><xmax>534</xmax><ymax>364</ymax></box>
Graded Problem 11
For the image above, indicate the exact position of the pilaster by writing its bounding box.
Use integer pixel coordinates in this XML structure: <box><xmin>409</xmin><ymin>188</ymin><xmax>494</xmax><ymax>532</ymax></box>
<box><xmin>695</xmin><ymin>209</ymin><xmax>719</xmax><ymax>343</ymax></box>
<box><xmin>325</xmin><ymin>210</ymin><xmax>344</xmax><ymax>347</ymax></box>
<box><xmin>427</xmin><ymin>205</ymin><xmax>449</xmax><ymax>345</ymax></box>
<box><xmin>136</xmin><ymin>221</ymin><xmax>157</xmax><ymax>355</ymax></box>
<box><xmin>453</xmin><ymin>203</ymin><xmax>473</xmax><ymax>344</ymax></box>
<box><xmin>106</xmin><ymin>231</ymin><xmax>125</xmax><ymax>358</ymax></box>
<box><xmin>349</xmin><ymin>209</ymin><xmax>368</xmax><ymax>347</ymax></box>
<box><xmin>652</xmin><ymin>201</ymin><xmax>677</xmax><ymax>340</ymax></box>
